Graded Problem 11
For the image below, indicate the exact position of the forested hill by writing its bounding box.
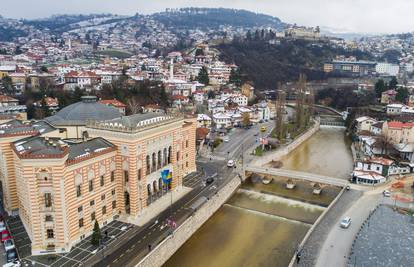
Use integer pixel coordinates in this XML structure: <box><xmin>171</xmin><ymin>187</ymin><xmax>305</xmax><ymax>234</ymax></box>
<box><xmin>217</xmin><ymin>38</ymin><xmax>373</xmax><ymax>89</ymax></box>
<box><xmin>151</xmin><ymin>8</ymin><xmax>285</xmax><ymax>30</ymax></box>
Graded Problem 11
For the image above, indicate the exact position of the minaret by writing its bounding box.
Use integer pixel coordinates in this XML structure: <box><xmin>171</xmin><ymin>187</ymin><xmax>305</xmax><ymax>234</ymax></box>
<box><xmin>169</xmin><ymin>58</ymin><xmax>174</xmax><ymax>81</ymax></box>
<box><xmin>68</xmin><ymin>38</ymin><xmax>72</xmax><ymax>50</ymax></box>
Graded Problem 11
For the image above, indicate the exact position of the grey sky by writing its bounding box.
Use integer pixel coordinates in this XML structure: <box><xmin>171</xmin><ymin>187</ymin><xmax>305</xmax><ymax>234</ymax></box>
<box><xmin>1</xmin><ymin>0</ymin><xmax>414</xmax><ymax>34</ymax></box>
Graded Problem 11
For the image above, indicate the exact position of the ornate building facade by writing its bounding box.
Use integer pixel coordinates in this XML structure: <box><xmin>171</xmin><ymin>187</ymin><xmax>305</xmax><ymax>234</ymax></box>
<box><xmin>0</xmin><ymin>96</ymin><xmax>196</xmax><ymax>254</ymax></box>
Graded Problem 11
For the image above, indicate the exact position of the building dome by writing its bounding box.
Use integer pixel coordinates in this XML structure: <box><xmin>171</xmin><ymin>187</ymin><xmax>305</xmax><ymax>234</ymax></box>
<box><xmin>45</xmin><ymin>96</ymin><xmax>122</xmax><ymax>126</ymax></box>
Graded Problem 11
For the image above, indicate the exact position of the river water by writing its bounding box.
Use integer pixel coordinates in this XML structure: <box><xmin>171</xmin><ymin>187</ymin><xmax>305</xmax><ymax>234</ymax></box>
<box><xmin>165</xmin><ymin>128</ymin><xmax>353</xmax><ymax>267</ymax></box>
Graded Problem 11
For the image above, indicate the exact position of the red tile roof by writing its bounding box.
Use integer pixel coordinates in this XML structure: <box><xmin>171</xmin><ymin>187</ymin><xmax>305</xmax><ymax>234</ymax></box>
<box><xmin>388</xmin><ymin>121</ymin><xmax>414</xmax><ymax>129</ymax></box>
<box><xmin>99</xmin><ymin>99</ymin><xmax>127</xmax><ymax>108</ymax></box>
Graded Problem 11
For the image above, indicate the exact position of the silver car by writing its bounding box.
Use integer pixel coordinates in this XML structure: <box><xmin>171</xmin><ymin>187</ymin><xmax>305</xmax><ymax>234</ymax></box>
<box><xmin>340</xmin><ymin>217</ymin><xmax>351</xmax><ymax>228</ymax></box>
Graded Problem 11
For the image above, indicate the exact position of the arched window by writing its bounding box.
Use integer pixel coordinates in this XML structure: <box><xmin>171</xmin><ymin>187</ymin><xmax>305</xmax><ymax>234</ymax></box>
<box><xmin>153</xmin><ymin>181</ymin><xmax>157</xmax><ymax>194</ymax></box>
<box><xmin>152</xmin><ymin>153</ymin><xmax>156</xmax><ymax>172</ymax></box>
<box><xmin>157</xmin><ymin>151</ymin><xmax>162</xmax><ymax>170</ymax></box>
<box><xmin>168</xmin><ymin>146</ymin><xmax>172</xmax><ymax>164</ymax></box>
<box><xmin>158</xmin><ymin>178</ymin><xmax>163</xmax><ymax>191</ymax></box>
<box><xmin>163</xmin><ymin>148</ymin><xmax>168</xmax><ymax>166</ymax></box>
<box><xmin>146</xmin><ymin>155</ymin><xmax>150</xmax><ymax>175</ymax></box>
<box><xmin>147</xmin><ymin>184</ymin><xmax>152</xmax><ymax>196</ymax></box>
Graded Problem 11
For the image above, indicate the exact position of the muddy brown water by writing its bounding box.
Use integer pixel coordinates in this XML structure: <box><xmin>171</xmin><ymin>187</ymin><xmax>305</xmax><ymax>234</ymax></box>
<box><xmin>165</xmin><ymin>128</ymin><xmax>352</xmax><ymax>267</ymax></box>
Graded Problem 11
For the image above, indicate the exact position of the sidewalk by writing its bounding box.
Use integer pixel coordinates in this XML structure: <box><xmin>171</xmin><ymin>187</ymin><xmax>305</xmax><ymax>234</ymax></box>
<box><xmin>121</xmin><ymin>186</ymin><xmax>192</xmax><ymax>226</ymax></box>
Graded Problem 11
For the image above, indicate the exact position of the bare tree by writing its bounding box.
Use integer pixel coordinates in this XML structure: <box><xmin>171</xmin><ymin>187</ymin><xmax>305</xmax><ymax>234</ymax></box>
<box><xmin>127</xmin><ymin>97</ymin><xmax>141</xmax><ymax>115</ymax></box>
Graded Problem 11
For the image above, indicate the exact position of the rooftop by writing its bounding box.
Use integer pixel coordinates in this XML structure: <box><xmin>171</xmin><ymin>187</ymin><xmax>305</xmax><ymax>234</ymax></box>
<box><xmin>45</xmin><ymin>96</ymin><xmax>122</xmax><ymax>126</ymax></box>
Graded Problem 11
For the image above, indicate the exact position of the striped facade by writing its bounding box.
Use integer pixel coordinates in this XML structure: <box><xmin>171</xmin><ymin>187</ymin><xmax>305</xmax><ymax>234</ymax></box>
<box><xmin>0</xmin><ymin>116</ymin><xmax>196</xmax><ymax>255</ymax></box>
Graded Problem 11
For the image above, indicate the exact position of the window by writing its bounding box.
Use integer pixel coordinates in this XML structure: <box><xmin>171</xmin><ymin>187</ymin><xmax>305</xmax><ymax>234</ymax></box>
<box><xmin>100</xmin><ymin>175</ymin><xmax>105</xmax><ymax>187</ymax></box>
<box><xmin>90</xmin><ymin>200</ymin><xmax>95</xmax><ymax>206</ymax></box>
<box><xmin>112</xmin><ymin>200</ymin><xmax>116</xmax><ymax>209</ymax></box>
<box><xmin>146</xmin><ymin>155</ymin><xmax>150</xmax><ymax>175</ymax></box>
<box><xmin>45</xmin><ymin>215</ymin><xmax>53</xmax><ymax>222</ymax></box>
<box><xmin>47</xmin><ymin>229</ymin><xmax>54</xmax><ymax>239</ymax></box>
<box><xmin>91</xmin><ymin>212</ymin><xmax>95</xmax><ymax>222</ymax></box>
<box><xmin>89</xmin><ymin>180</ymin><xmax>93</xmax><ymax>192</ymax></box>
<box><xmin>78</xmin><ymin>206</ymin><xmax>83</xmax><ymax>213</ymax></box>
<box><xmin>111</xmin><ymin>171</ymin><xmax>115</xmax><ymax>182</ymax></box>
<box><xmin>111</xmin><ymin>189</ymin><xmax>115</xmax><ymax>196</ymax></box>
<box><xmin>79</xmin><ymin>218</ymin><xmax>84</xmax><ymax>228</ymax></box>
<box><xmin>177</xmin><ymin>152</ymin><xmax>180</xmax><ymax>162</ymax></box>
<box><xmin>44</xmin><ymin>193</ymin><xmax>52</xmax><ymax>208</ymax></box>
<box><xmin>186</xmin><ymin>140</ymin><xmax>189</xmax><ymax>148</ymax></box>
<box><xmin>186</xmin><ymin>162</ymin><xmax>189</xmax><ymax>168</ymax></box>
<box><xmin>101</xmin><ymin>194</ymin><xmax>105</xmax><ymax>201</ymax></box>
<box><xmin>124</xmin><ymin>171</ymin><xmax>129</xmax><ymax>184</ymax></box>
<box><xmin>102</xmin><ymin>206</ymin><xmax>107</xmax><ymax>215</ymax></box>
<box><xmin>138</xmin><ymin>168</ymin><xmax>142</xmax><ymax>181</ymax></box>
<box><xmin>76</xmin><ymin>185</ymin><xmax>82</xmax><ymax>197</ymax></box>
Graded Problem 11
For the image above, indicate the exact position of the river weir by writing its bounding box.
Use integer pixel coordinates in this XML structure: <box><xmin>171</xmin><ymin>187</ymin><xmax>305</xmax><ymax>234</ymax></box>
<box><xmin>165</xmin><ymin>128</ymin><xmax>353</xmax><ymax>267</ymax></box>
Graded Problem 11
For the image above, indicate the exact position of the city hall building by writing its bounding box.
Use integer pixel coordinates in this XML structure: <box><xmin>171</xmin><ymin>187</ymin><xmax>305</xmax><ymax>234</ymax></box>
<box><xmin>0</xmin><ymin>96</ymin><xmax>196</xmax><ymax>255</ymax></box>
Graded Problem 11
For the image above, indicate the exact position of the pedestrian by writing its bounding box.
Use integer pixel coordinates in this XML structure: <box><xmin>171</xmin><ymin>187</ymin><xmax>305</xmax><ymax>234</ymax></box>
<box><xmin>148</xmin><ymin>244</ymin><xmax>152</xmax><ymax>251</ymax></box>
<box><xmin>296</xmin><ymin>250</ymin><xmax>302</xmax><ymax>264</ymax></box>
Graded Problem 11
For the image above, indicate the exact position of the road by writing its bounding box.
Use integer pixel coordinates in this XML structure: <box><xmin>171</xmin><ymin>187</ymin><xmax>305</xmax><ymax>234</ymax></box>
<box><xmin>87</xmin><ymin>159</ymin><xmax>236</xmax><ymax>267</ymax></box>
<box><xmin>315</xmin><ymin>193</ymin><xmax>381</xmax><ymax>267</ymax></box>
<box><xmin>214</xmin><ymin>121</ymin><xmax>274</xmax><ymax>160</ymax></box>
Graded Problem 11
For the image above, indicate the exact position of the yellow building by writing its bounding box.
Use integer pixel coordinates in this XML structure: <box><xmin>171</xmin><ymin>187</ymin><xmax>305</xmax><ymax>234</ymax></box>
<box><xmin>0</xmin><ymin>96</ymin><xmax>196</xmax><ymax>254</ymax></box>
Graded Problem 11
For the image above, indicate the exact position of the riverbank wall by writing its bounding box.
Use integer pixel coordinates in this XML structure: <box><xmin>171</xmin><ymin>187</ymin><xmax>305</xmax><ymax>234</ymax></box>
<box><xmin>251</xmin><ymin>120</ymin><xmax>320</xmax><ymax>167</ymax></box>
<box><xmin>135</xmin><ymin>176</ymin><xmax>241</xmax><ymax>267</ymax></box>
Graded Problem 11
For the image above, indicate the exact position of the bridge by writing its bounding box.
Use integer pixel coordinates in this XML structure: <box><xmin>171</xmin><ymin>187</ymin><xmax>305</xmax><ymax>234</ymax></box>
<box><xmin>245</xmin><ymin>166</ymin><xmax>349</xmax><ymax>187</ymax></box>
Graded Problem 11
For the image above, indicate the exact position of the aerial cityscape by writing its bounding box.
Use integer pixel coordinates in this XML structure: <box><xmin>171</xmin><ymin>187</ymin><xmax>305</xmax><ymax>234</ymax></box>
<box><xmin>0</xmin><ymin>1</ymin><xmax>413</xmax><ymax>267</ymax></box>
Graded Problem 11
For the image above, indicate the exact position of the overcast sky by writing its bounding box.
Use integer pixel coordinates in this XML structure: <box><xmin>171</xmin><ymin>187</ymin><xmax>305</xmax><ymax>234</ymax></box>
<box><xmin>2</xmin><ymin>0</ymin><xmax>414</xmax><ymax>34</ymax></box>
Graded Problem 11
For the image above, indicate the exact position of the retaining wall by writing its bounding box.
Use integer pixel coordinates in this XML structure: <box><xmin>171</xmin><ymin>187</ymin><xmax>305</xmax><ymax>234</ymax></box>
<box><xmin>251</xmin><ymin>120</ymin><xmax>320</xmax><ymax>167</ymax></box>
<box><xmin>136</xmin><ymin>176</ymin><xmax>241</xmax><ymax>267</ymax></box>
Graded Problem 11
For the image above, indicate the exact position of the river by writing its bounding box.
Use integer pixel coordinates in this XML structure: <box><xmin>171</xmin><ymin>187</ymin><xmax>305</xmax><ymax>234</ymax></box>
<box><xmin>165</xmin><ymin>128</ymin><xmax>353</xmax><ymax>267</ymax></box>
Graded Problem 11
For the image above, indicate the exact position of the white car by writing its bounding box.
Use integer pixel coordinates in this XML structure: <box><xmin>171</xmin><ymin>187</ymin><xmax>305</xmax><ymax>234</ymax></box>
<box><xmin>340</xmin><ymin>217</ymin><xmax>351</xmax><ymax>229</ymax></box>
<box><xmin>227</xmin><ymin>160</ymin><xmax>235</xmax><ymax>168</ymax></box>
<box><xmin>383</xmin><ymin>190</ymin><xmax>391</xmax><ymax>197</ymax></box>
<box><xmin>0</xmin><ymin>221</ymin><xmax>6</xmax><ymax>232</ymax></box>
<box><xmin>3</xmin><ymin>239</ymin><xmax>14</xmax><ymax>252</ymax></box>
<box><xmin>223</xmin><ymin>137</ymin><xmax>230</xmax><ymax>142</ymax></box>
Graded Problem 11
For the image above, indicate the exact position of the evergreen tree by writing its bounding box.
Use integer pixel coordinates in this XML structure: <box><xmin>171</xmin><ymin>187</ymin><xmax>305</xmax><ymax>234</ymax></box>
<box><xmin>1</xmin><ymin>76</ymin><xmax>13</xmax><ymax>95</ymax></box>
<box><xmin>229</xmin><ymin>68</ymin><xmax>242</xmax><ymax>87</ymax></box>
<box><xmin>396</xmin><ymin>87</ymin><xmax>409</xmax><ymax>103</ymax></box>
<box><xmin>197</xmin><ymin>66</ymin><xmax>209</xmax><ymax>85</ymax></box>
<box><xmin>73</xmin><ymin>87</ymin><xmax>84</xmax><ymax>102</ymax></box>
<box><xmin>160</xmin><ymin>87</ymin><xmax>169</xmax><ymax>107</ymax></box>
<box><xmin>388</xmin><ymin>77</ymin><xmax>398</xmax><ymax>89</ymax></box>
<box><xmin>91</xmin><ymin>220</ymin><xmax>102</xmax><ymax>246</ymax></box>
<box><xmin>375</xmin><ymin>79</ymin><xmax>387</xmax><ymax>98</ymax></box>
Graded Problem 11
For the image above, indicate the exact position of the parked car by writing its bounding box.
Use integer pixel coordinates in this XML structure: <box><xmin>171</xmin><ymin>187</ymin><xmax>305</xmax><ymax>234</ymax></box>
<box><xmin>383</xmin><ymin>190</ymin><xmax>391</xmax><ymax>197</ymax></box>
<box><xmin>223</xmin><ymin>136</ymin><xmax>230</xmax><ymax>142</ymax></box>
<box><xmin>3</xmin><ymin>261</ymin><xmax>21</xmax><ymax>267</ymax></box>
<box><xmin>1</xmin><ymin>230</ymin><xmax>11</xmax><ymax>242</ymax></box>
<box><xmin>206</xmin><ymin>177</ymin><xmax>214</xmax><ymax>185</ymax></box>
<box><xmin>0</xmin><ymin>221</ymin><xmax>6</xmax><ymax>232</ymax></box>
<box><xmin>6</xmin><ymin>248</ymin><xmax>18</xmax><ymax>263</ymax></box>
<box><xmin>260</xmin><ymin>126</ymin><xmax>267</xmax><ymax>132</ymax></box>
<box><xmin>4</xmin><ymin>239</ymin><xmax>15</xmax><ymax>251</ymax></box>
<box><xmin>227</xmin><ymin>160</ymin><xmax>235</xmax><ymax>168</ymax></box>
<box><xmin>340</xmin><ymin>217</ymin><xmax>351</xmax><ymax>229</ymax></box>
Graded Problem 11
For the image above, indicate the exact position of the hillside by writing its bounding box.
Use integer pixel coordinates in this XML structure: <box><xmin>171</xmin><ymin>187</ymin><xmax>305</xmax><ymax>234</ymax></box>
<box><xmin>151</xmin><ymin>8</ymin><xmax>285</xmax><ymax>31</ymax></box>
<box><xmin>217</xmin><ymin>38</ymin><xmax>374</xmax><ymax>89</ymax></box>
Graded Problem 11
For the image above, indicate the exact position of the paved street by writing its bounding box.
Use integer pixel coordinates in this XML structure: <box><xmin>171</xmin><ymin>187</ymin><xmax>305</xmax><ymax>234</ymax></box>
<box><xmin>214</xmin><ymin>121</ymin><xmax>274</xmax><ymax>160</ymax></box>
<box><xmin>86</xmin><ymin>159</ymin><xmax>236</xmax><ymax>267</ymax></box>
<box><xmin>315</xmin><ymin>193</ymin><xmax>381</xmax><ymax>267</ymax></box>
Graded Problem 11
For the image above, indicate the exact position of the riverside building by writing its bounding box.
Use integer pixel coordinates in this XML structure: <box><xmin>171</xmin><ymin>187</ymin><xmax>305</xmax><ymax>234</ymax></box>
<box><xmin>0</xmin><ymin>96</ymin><xmax>196</xmax><ymax>254</ymax></box>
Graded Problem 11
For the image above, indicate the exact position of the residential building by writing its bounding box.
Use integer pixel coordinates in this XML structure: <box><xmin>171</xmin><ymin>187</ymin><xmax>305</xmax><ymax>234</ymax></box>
<box><xmin>98</xmin><ymin>99</ymin><xmax>127</xmax><ymax>115</ymax></box>
<box><xmin>355</xmin><ymin>116</ymin><xmax>377</xmax><ymax>133</ymax></box>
